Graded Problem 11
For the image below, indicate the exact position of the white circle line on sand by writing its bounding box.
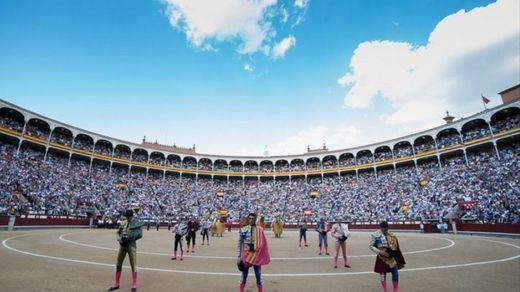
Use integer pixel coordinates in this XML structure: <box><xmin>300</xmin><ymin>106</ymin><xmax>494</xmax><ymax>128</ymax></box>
<box><xmin>3</xmin><ymin>234</ymin><xmax>519</xmax><ymax>277</ymax></box>
<box><xmin>58</xmin><ymin>232</ymin><xmax>455</xmax><ymax>260</ymax></box>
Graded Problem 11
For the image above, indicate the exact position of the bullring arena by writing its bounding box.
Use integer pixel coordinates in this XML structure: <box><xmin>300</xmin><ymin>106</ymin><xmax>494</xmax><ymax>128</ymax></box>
<box><xmin>2</xmin><ymin>1</ymin><xmax>520</xmax><ymax>291</ymax></box>
<box><xmin>0</xmin><ymin>228</ymin><xmax>519</xmax><ymax>292</ymax></box>
<box><xmin>1</xmin><ymin>93</ymin><xmax>520</xmax><ymax>291</ymax></box>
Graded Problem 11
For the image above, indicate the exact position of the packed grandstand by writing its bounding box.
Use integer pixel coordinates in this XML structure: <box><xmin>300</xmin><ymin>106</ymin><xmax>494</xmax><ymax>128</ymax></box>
<box><xmin>0</xmin><ymin>99</ymin><xmax>519</xmax><ymax>225</ymax></box>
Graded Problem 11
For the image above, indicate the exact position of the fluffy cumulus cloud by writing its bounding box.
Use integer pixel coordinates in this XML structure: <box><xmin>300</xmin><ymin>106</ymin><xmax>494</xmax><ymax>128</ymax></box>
<box><xmin>294</xmin><ymin>0</ymin><xmax>310</xmax><ymax>8</ymax></box>
<box><xmin>272</xmin><ymin>35</ymin><xmax>296</xmax><ymax>59</ymax></box>
<box><xmin>244</xmin><ymin>63</ymin><xmax>255</xmax><ymax>72</ymax></box>
<box><xmin>163</xmin><ymin>0</ymin><xmax>308</xmax><ymax>58</ymax></box>
<box><xmin>270</xmin><ymin>124</ymin><xmax>360</xmax><ymax>155</ymax></box>
<box><xmin>338</xmin><ymin>0</ymin><xmax>520</xmax><ymax>131</ymax></box>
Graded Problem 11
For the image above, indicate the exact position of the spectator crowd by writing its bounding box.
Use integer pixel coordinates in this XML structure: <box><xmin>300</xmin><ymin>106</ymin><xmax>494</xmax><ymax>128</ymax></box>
<box><xmin>1</xmin><ymin>139</ymin><xmax>518</xmax><ymax>225</ymax></box>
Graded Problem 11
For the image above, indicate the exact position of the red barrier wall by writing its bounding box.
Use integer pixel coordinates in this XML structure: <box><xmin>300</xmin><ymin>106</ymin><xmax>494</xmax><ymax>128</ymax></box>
<box><xmin>1</xmin><ymin>216</ymin><xmax>518</xmax><ymax>234</ymax></box>
<box><xmin>454</xmin><ymin>223</ymin><xmax>520</xmax><ymax>234</ymax></box>
<box><xmin>0</xmin><ymin>216</ymin><xmax>89</xmax><ymax>227</ymax></box>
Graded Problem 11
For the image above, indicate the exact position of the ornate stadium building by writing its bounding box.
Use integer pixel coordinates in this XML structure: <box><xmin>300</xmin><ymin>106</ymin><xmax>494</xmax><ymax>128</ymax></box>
<box><xmin>0</xmin><ymin>98</ymin><xmax>518</xmax><ymax>180</ymax></box>
<box><xmin>0</xmin><ymin>87</ymin><xmax>519</xmax><ymax>229</ymax></box>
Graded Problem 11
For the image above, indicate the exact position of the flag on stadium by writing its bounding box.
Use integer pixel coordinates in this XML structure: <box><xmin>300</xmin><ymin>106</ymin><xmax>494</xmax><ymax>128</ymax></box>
<box><xmin>481</xmin><ymin>94</ymin><xmax>490</xmax><ymax>104</ymax></box>
<box><xmin>481</xmin><ymin>94</ymin><xmax>491</xmax><ymax>110</ymax></box>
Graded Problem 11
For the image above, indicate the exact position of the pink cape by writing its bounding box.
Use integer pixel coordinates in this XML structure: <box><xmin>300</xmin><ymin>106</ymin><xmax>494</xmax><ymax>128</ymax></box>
<box><xmin>242</xmin><ymin>226</ymin><xmax>271</xmax><ymax>266</ymax></box>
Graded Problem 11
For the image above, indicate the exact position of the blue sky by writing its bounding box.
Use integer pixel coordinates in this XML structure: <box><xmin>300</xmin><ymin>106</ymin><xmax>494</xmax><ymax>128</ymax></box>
<box><xmin>0</xmin><ymin>0</ymin><xmax>518</xmax><ymax>156</ymax></box>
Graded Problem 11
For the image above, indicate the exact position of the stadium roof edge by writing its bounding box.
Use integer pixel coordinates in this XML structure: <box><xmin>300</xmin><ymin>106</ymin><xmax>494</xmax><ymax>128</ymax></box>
<box><xmin>0</xmin><ymin>97</ymin><xmax>519</xmax><ymax>161</ymax></box>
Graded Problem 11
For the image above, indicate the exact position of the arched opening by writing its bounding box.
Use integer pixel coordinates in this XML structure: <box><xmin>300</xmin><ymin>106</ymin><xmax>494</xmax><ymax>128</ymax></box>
<box><xmin>165</xmin><ymin>171</ymin><xmax>180</xmax><ymax>181</ymax></box>
<box><xmin>436</xmin><ymin>128</ymin><xmax>461</xmax><ymax>149</ymax></box>
<box><xmin>182</xmin><ymin>156</ymin><xmax>197</xmax><ymax>169</ymax></box>
<box><xmin>213</xmin><ymin>175</ymin><xmax>227</xmax><ymax>186</ymax></box>
<box><xmin>244</xmin><ymin>160</ymin><xmax>258</xmax><ymax>172</ymax></box>
<box><xmin>274</xmin><ymin>159</ymin><xmax>289</xmax><ymax>171</ymax></box>
<box><xmin>306</xmin><ymin>157</ymin><xmax>321</xmax><ymax>169</ymax></box>
<box><xmin>376</xmin><ymin>165</ymin><xmax>394</xmax><ymax>179</ymax></box>
<box><xmin>132</xmin><ymin>148</ymin><xmax>148</xmax><ymax>163</ymax></box>
<box><xmin>417</xmin><ymin>156</ymin><xmax>439</xmax><ymax>173</ymax></box>
<box><xmin>149</xmin><ymin>151</ymin><xmax>166</xmax><ymax>165</ymax></box>
<box><xmin>338</xmin><ymin>153</ymin><xmax>355</xmax><ymax>166</ymax></box>
<box><xmin>414</xmin><ymin>135</ymin><xmax>435</xmax><ymax>154</ymax></box>
<box><xmin>497</xmin><ymin>134</ymin><xmax>520</xmax><ymax>158</ymax></box>
<box><xmin>166</xmin><ymin>154</ymin><xmax>181</xmax><ymax>167</ymax></box>
<box><xmin>395</xmin><ymin>161</ymin><xmax>415</xmax><ymax>175</ymax></box>
<box><xmin>323</xmin><ymin>172</ymin><xmax>339</xmax><ymax>178</ymax></box>
<box><xmin>92</xmin><ymin>158</ymin><xmax>111</xmax><ymax>173</ymax></box>
<box><xmin>94</xmin><ymin>139</ymin><xmax>113</xmax><ymax>156</ymax></box>
<box><xmin>114</xmin><ymin>144</ymin><xmax>131</xmax><ymax>160</ymax></box>
<box><xmin>440</xmin><ymin>150</ymin><xmax>465</xmax><ymax>169</ymax></box>
<box><xmin>374</xmin><ymin>146</ymin><xmax>392</xmax><ymax>162</ymax></box>
<box><xmin>20</xmin><ymin>140</ymin><xmax>46</xmax><ymax>159</ymax></box>
<box><xmin>70</xmin><ymin>153</ymin><xmax>91</xmax><ymax>169</ymax></box>
<box><xmin>356</xmin><ymin>149</ymin><xmax>373</xmax><ymax>165</ymax></box>
<box><xmin>461</xmin><ymin>119</ymin><xmax>491</xmax><ymax>142</ymax></box>
<box><xmin>50</xmin><ymin>127</ymin><xmax>73</xmax><ymax>147</ymax></box>
<box><xmin>198</xmin><ymin>158</ymin><xmax>213</xmax><ymax>170</ymax></box>
<box><xmin>25</xmin><ymin>118</ymin><xmax>50</xmax><ymax>140</ymax></box>
<box><xmin>466</xmin><ymin>142</ymin><xmax>497</xmax><ymax>165</ymax></box>
<box><xmin>393</xmin><ymin>141</ymin><xmax>413</xmax><ymax>158</ymax></box>
<box><xmin>229</xmin><ymin>160</ymin><xmax>243</xmax><ymax>172</ymax></box>
<box><xmin>322</xmin><ymin>155</ymin><xmax>337</xmax><ymax>169</ymax></box>
<box><xmin>214</xmin><ymin>159</ymin><xmax>228</xmax><ymax>171</ymax></box>
<box><xmin>73</xmin><ymin>134</ymin><xmax>94</xmax><ymax>151</ymax></box>
<box><xmin>47</xmin><ymin>147</ymin><xmax>70</xmax><ymax>165</ymax></box>
<box><xmin>112</xmin><ymin>162</ymin><xmax>130</xmax><ymax>176</ymax></box>
<box><xmin>0</xmin><ymin>107</ymin><xmax>25</xmax><ymax>132</ymax></box>
<box><xmin>490</xmin><ymin>107</ymin><xmax>520</xmax><ymax>134</ymax></box>
<box><xmin>148</xmin><ymin>169</ymin><xmax>164</xmax><ymax>180</ymax></box>
<box><xmin>260</xmin><ymin>160</ymin><xmax>274</xmax><ymax>172</ymax></box>
<box><xmin>308</xmin><ymin>174</ymin><xmax>322</xmax><ymax>185</ymax></box>
<box><xmin>129</xmin><ymin>165</ymin><xmax>147</xmax><ymax>178</ymax></box>
<box><xmin>290</xmin><ymin>159</ymin><xmax>305</xmax><ymax>171</ymax></box>
<box><xmin>0</xmin><ymin>133</ymin><xmax>20</xmax><ymax>154</ymax></box>
<box><xmin>260</xmin><ymin>176</ymin><xmax>274</xmax><ymax>182</ymax></box>
<box><xmin>358</xmin><ymin>168</ymin><xmax>375</xmax><ymax>181</ymax></box>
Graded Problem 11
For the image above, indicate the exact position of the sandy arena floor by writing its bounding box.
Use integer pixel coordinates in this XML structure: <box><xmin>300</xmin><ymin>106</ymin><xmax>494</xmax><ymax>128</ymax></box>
<box><xmin>0</xmin><ymin>228</ymin><xmax>519</xmax><ymax>292</ymax></box>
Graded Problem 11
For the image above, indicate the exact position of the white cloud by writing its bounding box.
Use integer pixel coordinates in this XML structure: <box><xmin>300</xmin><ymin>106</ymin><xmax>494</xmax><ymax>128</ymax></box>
<box><xmin>338</xmin><ymin>0</ymin><xmax>520</xmax><ymax>131</ymax></box>
<box><xmin>269</xmin><ymin>125</ymin><xmax>360</xmax><ymax>155</ymax></box>
<box><xmin>272</xmin><ymin>35</ymin><xmax>296</xmax><ymax>59</ymax></box>
<box><xmin>244</xmin><ymin>63</ymin><xmax>255</xmax><ymax>72</ymax></box>
<box><xmin>294</xmin><ymin>0</ymin><xmax>309</xmax><ymax>8</ymax></box>
<box><xmin>281</xmin><ymin>7</ymin><xmax>289</xmax><ymax>24</ymax></box>
<box><xmin>163</xmin><ymin>0</ymin><xmax>308</xmax><ymax>58</ymax></box>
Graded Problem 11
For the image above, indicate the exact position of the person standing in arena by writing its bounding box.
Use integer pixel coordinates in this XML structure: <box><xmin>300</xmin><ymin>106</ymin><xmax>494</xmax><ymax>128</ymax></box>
<box><xmin>298</xmin><ymin>219</ymin><xmax>308</xmax><ymax>247</ymax></box>
<box><xmin>315</xmin><ymin>217</ymin><xmax>330</xmax><ymax>255</ymax></box>
<box><xmin>330</xmin><ymin>217</ymin><xmax>351</xmax><ymax>268</ymax></box>
<box><xmin>171</xmin><ymin>217</ymin><xmax>188</xmax><ymax>261</ymax></box>
<box><xmin>369</xmin><ymin>221</ymin><xmax>406</xmax><ymax>292</ymax></box>
<box><xmin>201</xmin><ymin>215</ymin><xmax>212</xmax><ymax>245</ymax></box>
<box><xmin>237</xmin><ymin>213</ymin><xmax>271</xmax><ymax>292</ymax></box>
<box><xmin>186</xmin><ymin>215</ymin><xmax>200</xmax><ymax>253</ymax></box>
<box><xmin>108</xmin><ymin>209</ymin><xmax>143</xmax><ymax>292</ymax></box>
